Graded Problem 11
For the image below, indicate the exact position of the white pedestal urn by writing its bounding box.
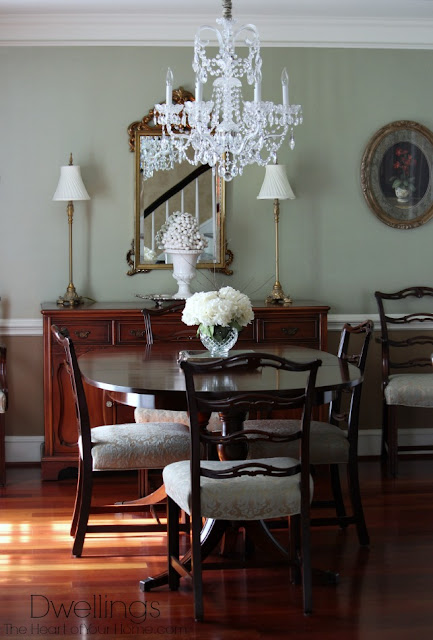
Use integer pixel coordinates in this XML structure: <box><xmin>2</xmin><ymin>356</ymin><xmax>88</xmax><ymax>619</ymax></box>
<box><xmin>167</xmin><ymin>249</ymin><xmax>202</xmax><ymax>299</ymax></box>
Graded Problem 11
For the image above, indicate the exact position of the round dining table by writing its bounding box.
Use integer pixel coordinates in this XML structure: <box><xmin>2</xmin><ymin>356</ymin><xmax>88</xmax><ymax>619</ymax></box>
<box><xmin>78</xmin><ymin>342</ymin><xmax>362</xmax><ymax>592</ymax></box>
<box><xmin>78</xmin><ymin>342</ymin><xmax>362</xmax><ymax>409</ymax></box>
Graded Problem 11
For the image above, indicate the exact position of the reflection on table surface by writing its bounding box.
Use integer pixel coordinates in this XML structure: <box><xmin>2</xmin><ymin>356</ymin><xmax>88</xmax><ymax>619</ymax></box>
<box><xmin>78</xmin><ymin>343</ymin><xmax>362</xmax><ymax>404</ymax></box>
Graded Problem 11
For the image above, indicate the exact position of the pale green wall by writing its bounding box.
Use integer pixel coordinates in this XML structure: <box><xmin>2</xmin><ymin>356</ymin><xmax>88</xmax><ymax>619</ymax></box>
<box><xmin>1</xmin><ymin>46</ymin><xmax>433</xmax><ymax>320</ymax></box>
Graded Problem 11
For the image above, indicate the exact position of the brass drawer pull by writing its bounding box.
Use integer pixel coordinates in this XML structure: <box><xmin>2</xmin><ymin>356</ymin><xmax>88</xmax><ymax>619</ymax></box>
<box><xmin>74</xmin><ymin>330</ymin><xmax>91</xmax><ymax>339</ymax></box>
<box><xmin>281</xmin><ymin>327</ymin><xmax>299</xmax><ymax>336</ymax></box>
<box><xmin>130</xmin><ymin>329</ymin><xmax>146</xmax><ymax>338</ymax></box>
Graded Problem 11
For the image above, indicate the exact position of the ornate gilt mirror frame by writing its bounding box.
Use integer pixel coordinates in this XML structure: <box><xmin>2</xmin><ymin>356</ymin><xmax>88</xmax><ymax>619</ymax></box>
<box><xmin>126</xmin><ymin>88</ymin><xmax>233</xmax><ymax>275</ymax></box>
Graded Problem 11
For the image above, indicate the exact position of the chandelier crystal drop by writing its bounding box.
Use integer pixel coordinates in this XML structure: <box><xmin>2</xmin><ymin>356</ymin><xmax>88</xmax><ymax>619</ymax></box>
<box><xmin>154</xmin><ymin>0</ymin><xmax>302</xmax><ymax>182</ymax></box>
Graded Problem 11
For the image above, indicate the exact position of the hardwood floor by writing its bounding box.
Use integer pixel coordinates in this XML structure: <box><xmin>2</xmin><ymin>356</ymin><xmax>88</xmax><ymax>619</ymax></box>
<box><xmin>1</xmin><ymin>460</ymin><xmax>433</xmax><ymax>639</ymax></box>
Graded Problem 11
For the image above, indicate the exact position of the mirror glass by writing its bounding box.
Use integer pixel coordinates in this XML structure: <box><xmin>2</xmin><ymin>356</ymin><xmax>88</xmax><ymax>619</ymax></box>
<box><xmin>127</xmin><ymin>91</ymin><xmax>232</xmax><ymax>274</ymax></box>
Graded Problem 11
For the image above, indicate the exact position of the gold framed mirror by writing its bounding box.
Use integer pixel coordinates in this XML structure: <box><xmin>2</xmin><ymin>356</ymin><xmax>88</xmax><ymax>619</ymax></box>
<box><xmin>126</xmin><ymin>88</ymin><xmax>233</xmax><ymax>275</ymax></box>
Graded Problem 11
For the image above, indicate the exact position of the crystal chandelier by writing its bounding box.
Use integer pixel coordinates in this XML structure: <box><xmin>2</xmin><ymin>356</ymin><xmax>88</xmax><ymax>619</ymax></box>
<box><xmin>155</xmin><ymin>0</ymin><xmax>303</xmax><ymax>182</ymax></box>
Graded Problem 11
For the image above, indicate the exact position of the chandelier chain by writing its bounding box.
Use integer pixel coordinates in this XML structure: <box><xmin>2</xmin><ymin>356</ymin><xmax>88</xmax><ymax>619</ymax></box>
<box><xmin>222</xmin><ymin>0</ymin><xmax>232</xmax><ymax>20</ymax></box>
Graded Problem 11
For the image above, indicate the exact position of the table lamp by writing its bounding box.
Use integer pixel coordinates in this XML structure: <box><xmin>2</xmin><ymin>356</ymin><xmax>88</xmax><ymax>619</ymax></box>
<box><xmin>257</xmin><ymin>164</ymin><xmax>295</xmax><ymax>304</ymax></box>
<box><xmin>53</xmin><ymin>154</ymin><xmax>90</xmax><ymax>306</ymax></box>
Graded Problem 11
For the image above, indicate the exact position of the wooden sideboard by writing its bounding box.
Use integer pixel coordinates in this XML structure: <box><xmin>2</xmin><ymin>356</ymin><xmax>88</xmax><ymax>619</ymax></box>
<box><xmin>41</xmin><ymin>300</ymin><xmax>329</xmax><ymax>480</ymax></box>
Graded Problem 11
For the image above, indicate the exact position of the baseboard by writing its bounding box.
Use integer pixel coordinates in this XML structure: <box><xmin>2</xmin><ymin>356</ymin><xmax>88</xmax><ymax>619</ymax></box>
<box><xmin>358</xmin><ymin>427</ymin><xmax>433</xmax><ymax>457</ymax></box>
<box><xmin>5</xmin><ymin>436</ymin><xmax>44</xmax><ymax>463</ymax></box>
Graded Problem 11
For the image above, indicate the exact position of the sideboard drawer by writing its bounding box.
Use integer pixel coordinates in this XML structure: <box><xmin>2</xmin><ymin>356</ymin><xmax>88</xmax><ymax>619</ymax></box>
<box><xmin>116</xmin><ymin>321</ymin><xmax>148</xmax><ymax>344</ymax></box>
<box><xmin>152</xmin><ymin>322</ymin><xmax>199</xmax><ymax>342</ymax></box>
<box><xmin>54</xmin><ymin>321</ymin><xmax>112</xmax><ymax>345</ymax></box>
<box><xmin>116</xmin><ymin>319</ymin><xmax>198</xmax><ymax>344</ymax></box>
<box><xmin>259</xmin><ymin>318</ymin><xmax>318</xmax><ymax>343</ymax></box>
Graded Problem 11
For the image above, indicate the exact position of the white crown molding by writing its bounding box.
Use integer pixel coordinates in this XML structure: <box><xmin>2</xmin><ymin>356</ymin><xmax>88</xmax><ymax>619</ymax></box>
<box><xmin>1</xmin><ymin>13</ymin><xmax>433</xmax><ymax>48</ymax></box>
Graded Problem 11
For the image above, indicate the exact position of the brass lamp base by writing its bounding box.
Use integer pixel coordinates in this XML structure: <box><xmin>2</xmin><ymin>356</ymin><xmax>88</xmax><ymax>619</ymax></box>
<box><xmin>57</xmin><ymin>284</ymin><xmax>83</xmax><ymax>307</ymax></box>
<box><xmin>265</xmin><ymin>281</ymin><xmax>292</xmax><ymax>305</ymax></box>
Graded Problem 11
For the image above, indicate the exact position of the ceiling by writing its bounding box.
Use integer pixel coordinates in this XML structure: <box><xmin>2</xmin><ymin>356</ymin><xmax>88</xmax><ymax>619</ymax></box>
<box><xmin>1</xmin><ymin>0</ymin><xmax>433</xmax><ymax>47</ymax></box>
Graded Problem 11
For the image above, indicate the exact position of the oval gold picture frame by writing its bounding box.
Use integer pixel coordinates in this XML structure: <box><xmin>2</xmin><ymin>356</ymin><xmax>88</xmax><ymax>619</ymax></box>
<box><xmin>361</xmin><ymin>120</ymin><xmax>433</xmax><ymax>229</ymax></box>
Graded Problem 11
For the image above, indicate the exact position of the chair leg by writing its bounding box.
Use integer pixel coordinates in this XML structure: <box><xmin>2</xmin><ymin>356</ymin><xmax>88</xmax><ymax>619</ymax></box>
<box><xmin>288</xmin><ymin>514</ymin><xmax>301</xmax><ymax>585</ymax></box>
<box><xmin>330</xmin><ymin>464</ymin><xmax>347</xmax><ymax>526</ymax></box>
<box><xmin>191</xmin><ymin>510</ymin><xmax>204</xmax><ymax>622</ymax></box>
<box><xmin>70</xmin><ymin>459</ymin><xmax>84</xmax><ymax>537</ymax></box>
<box><xmin>346</xmin><ymin>458</ymin><xmax>369</xmax><ymax>546</ymax></box>
<box><xmin>72</xmin><ymin>466</ymin><xmax>93</xmax><ymax>557</ymax></box>
<box><xmin>167</xmin><ymin>497</ymin><xmax>180</xmax><ymax>591</ymax></box>
<box><xmin>381</xmin><ymin>400</ymin><xmax>388</xmax><ymax>460</ymax></box>
<box><xmin>300</xmin><ymin>510</ymin><xmax>313</xmax><ymax>615</ymax></box>
<box><xmin>0</xmin><ymin>414</ymin><xmax>5</xmax><ymax>487</ymax></box>
<box><xmin>387</xmin><ymin>405</ymin><xmax>398</xmax><ymax>477</ymax></box>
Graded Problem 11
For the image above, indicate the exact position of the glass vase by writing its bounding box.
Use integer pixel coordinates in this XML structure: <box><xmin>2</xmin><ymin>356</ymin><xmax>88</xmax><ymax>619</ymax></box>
<box><xmin>199</xmin><ymin>326</ymin><xmax>239</xmax><ymax>358</ymax></box>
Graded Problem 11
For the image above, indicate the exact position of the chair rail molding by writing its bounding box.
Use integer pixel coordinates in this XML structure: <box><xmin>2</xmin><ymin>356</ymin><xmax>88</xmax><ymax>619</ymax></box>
<box><xmin>1</xmin><ymin>14</ymin><xmax>433</xmax><ymax>49</ymax></box>
<box><xmin>0</xmin><ymin>319</ymin><xmax>43</xmax><ymax>337</ymax></box>
<box><xmin>2</xmin><ymin>314</ymin><xmax>433</xmax><ymax>337</ymax></box>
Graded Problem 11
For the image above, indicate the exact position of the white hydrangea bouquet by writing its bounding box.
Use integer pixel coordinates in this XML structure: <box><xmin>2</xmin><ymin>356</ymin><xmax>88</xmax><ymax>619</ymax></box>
<box><xmin>182</xmin><ymin>286</ymin><xmax>254</xmax><ymax>356</ymax></box>
<box><xmin>155</xmin><ymin>211</ymin><xmax>208</xmax><ymax>251</ymax></box>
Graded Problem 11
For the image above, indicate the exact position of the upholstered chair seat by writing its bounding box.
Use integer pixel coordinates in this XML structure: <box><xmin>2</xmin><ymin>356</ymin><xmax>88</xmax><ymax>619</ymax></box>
<box><xmin>0</xmin><ymin>390</ymin><xmax>6</xmax><ymax>413</ymax></box>
<box><xmin>134</xmin><ymin>408</ymin><xmax>221</xmax><ymax>431</ymax></box>
<box><xmin>384</xmin><ymin>373</ymin><xmax>433</xmax><ymax>407</ymax></box>
<box><xmin>245</xmin><ymin>419</ymin><xmax>349</xmax><ymax>465</ymax></box>
<box><xmin>163</xmin><ymin>457</ymin><xmax>313</xmax><ymax>521</ymax></box>
<box><xmin>86</xmin><ymin>422</ymin><xmax>190</xmax><ymax>471</ymax></box>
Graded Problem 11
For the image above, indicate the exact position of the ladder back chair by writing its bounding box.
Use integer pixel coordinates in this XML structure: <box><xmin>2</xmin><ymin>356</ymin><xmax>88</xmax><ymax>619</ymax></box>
<box><xmin>51</xmin><ymin>325</ymin><xmax>191</xmax><ymax>557</ymax></box>
<box><xmin>375</xmin><ymin>287</ymin><xmax>433</xmax><ymax>476</ymax></box>
<box><xmin>163</xmin><ymin>352</ymin><xmax>321</xmax><ymax>622</ymax></box>
<box><xmin>135</xmin><ymin>301</ymin><xmax>221</xmax><ymax>432</ymax></box>
<box><xmin>245</xmin><ymin>320</ymin><xmax>374</xmax><ymax>546</ymax></box>
<box><xmin>0</xmin><ymin>343</ymin><xmax>7</xmax><ymax>487</ymax></box>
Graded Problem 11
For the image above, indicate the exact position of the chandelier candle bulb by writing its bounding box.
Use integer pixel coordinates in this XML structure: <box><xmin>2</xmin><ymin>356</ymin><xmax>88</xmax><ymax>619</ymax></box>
<box><xmin>254</xmin><ymin>71</ymin><xmax>262</xmax><ymax>103</ymax></box>
<box><xmin>166</xmin><ymin>68</ymin><xmax>173</xmax><ymax>104</ymax></box>
<box><xmin>281</xmin><ymin>69</ymin><xmax>289</xmax><ymax>106</ymax></box>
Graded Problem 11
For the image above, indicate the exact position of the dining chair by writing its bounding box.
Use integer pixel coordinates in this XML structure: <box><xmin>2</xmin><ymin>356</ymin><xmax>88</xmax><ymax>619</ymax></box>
<box><xmin>375</xmin><ymin>287</ymin><xmax>433</xmax><ymax>476</ymax></box>
<box><xmin>0</xmin><ymin>343</ymin><xmax>7</xmax><ymax>487</ymax></box>
<box><xmin>136</xmin><ymin>302</ymin><xmax>220</xmax><ymax>513</ymax></box>
<box><xmin>244</xmin><ymin>320</ymin><xmax>374</xmax><ymax>547</ymax></box>
<box><xmin>163</xmin><ymin>352</ymin><xmax>321</xmax><ymax>621</ymax></box>
<box><xmin>51</xmin><ymin>324</ymin><xmax>191</xmax><ymax>557</ymax></box>
<box><xmin>135</xmin><ymin>301</ymin><xmax>221</xmax><ymax>432</ymax></box>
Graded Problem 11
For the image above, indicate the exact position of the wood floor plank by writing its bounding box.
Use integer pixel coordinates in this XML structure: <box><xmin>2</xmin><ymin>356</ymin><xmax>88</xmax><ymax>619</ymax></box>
<box><xmin>1</xmin><ymin>461</ymin><xmax>433</xmax><ymax>639</ymax></box>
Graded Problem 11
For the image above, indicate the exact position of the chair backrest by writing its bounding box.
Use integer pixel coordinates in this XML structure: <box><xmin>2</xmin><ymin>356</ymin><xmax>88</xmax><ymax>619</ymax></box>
<box><xmin>141</xmin><ymin>301</ymin><xmax>186</xmax><ymax>344</ymax></box>
<box><xmin>375</xmin><ymin>287</ymin><xmax>433</xmax><ymax>383</ymax></box>
<box><xmin>180</xmin><ymin>352</ymin><xmax>321</xmax><ymax>516</ymax></box>
<box><xmin>51</xmin><ymin>325</ymin><xmax>92</xmax><ymax>465</ymax></box>
<box><xmin>330</xmin><ymin>320</ymin><xmax>374</xmax><ymax>443</ymax></box>
<box><xmin>0</xmin><ymin>343</ymin><xmax>7</xmax><ymax>412</ymax></box>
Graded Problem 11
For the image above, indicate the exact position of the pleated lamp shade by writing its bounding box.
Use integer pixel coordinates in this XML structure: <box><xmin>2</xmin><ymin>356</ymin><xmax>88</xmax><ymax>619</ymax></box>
<box><xmin>53</xmin><ymin>165</ymin><xmax>90</xmax><ymax>201</ymax></box>
<box><xmin>257</xmin><ymin>164</ymin><xmax>295</xmax><ymax>201</ymax></box>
